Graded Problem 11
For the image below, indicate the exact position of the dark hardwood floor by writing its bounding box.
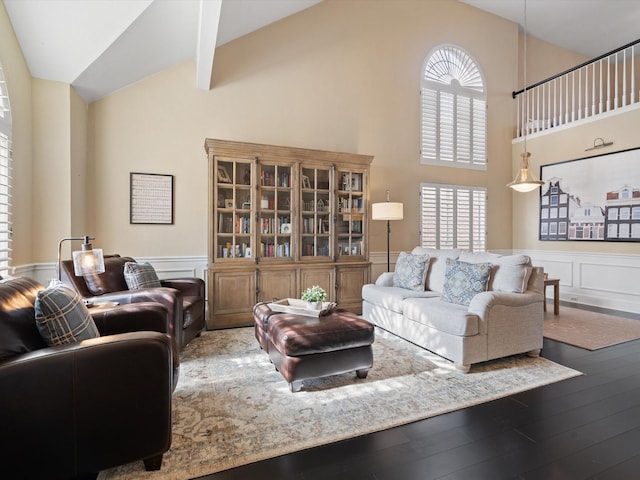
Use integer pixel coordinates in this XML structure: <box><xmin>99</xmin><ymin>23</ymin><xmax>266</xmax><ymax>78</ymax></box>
<box><xmin>197</xmin><ymin>304</ymin><xmax>640</xmax><ymax>480</ymax></box>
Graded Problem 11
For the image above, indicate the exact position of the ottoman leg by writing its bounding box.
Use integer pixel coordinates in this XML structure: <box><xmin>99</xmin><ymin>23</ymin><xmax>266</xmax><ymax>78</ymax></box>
<box><xmin>356</xmin><ymin>368</ymin><xmax>369</xmax><ymax>379</ymax></box>
<box><xmin>290</xmin><ymin>381</ymin><xmax>302</xmax><ymax>393</ymax></box>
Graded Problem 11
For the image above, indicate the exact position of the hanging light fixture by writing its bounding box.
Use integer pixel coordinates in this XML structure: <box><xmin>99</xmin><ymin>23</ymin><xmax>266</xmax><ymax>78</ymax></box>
<box><xmin>507</xmin><ymin>0</ymin><xmax>544</xmax><ymax>193</ymax></box>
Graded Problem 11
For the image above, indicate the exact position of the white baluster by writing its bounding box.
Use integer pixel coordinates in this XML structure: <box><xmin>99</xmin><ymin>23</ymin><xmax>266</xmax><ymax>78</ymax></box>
<box><xmin>607</xmin><ymin>56</ymin><xmax>611</xmax><ymax>112</ymax></box>
<box><xmin>615</xmin><ymin>51</ymin><xmax>619</xmax><ymax>109</ymax></box>
<box><xmin>632</xmin><ymin>45</ymin><xmax>636</xmax><ymax>104</ymax></box>
<box><xmin>623</xmin><ymin>48</ymin><xmax>627</xmax><ymax>107</ymax></box>
<box><xmin>598</xmin><ymin>59</ymin><xmax>603</xmax><ymax>115</ymax></box>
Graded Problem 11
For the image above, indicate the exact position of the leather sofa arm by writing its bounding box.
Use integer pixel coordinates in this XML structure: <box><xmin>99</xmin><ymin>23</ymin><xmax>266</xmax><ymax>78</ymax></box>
<box><xmin>0</xmin><ymin>332</ymin><xmax>173</xmax><ymax>478</ymax></box>
<box><xmin>90</xmin><ymin>302</ymin><xmax>179</xmax><ymax>379</ymax></box>
<box><xmin>161</xmin><ymin>277</ymin><xmax>205</xmax><ymax>298</ymax></box>
<box><xmin>90</xmin><ymin>301</ymin><xmax>171</xmax><ymax>336</ymax></box>
<box><xmin>86</xmin><ymin>287</ymin><xmax>184</xmax><ymax>351</ymax></box>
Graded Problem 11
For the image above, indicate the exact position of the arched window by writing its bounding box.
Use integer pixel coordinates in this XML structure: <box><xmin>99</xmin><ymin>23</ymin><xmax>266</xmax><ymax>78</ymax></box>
<box><xmin>420</xmin><ymin>45</ymin><xmax>486</xmax><ymax>169</ymax></box>
<box><xmin>0</xmin><ymin>64</ymin><xmax>12</xmax><ymax>277</ymax></box>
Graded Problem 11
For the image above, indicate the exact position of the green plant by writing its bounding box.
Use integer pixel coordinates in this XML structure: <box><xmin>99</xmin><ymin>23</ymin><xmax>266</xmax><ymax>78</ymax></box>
<box><xmin>301</xmin><ymin>285</ymin><xmax>327</xmax><ymax>302</ymax></box>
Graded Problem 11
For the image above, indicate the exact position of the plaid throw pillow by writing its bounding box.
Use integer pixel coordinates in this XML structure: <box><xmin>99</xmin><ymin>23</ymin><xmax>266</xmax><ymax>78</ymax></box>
<box><xmin>35</xmin><ymin>280</ymin><xmax>100</xmax><ymax>346</ymax></box>
<box><xmin>123</xmin><ymin>262</ymin><xmax>162</xmax><ymax>290</ymax></box>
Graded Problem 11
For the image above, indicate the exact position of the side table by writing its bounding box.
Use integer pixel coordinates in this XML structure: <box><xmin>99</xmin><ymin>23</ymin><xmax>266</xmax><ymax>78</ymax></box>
<box><xmin>543</xmin><ymin>278</ymin><xmax>560</xmax><ymax>315</ymax></box>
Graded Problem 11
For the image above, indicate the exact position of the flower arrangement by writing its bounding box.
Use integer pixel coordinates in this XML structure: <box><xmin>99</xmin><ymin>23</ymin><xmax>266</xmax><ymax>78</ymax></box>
<box><xmin>301</xmin><ymin>285</ymin><xmax>327</xmax><ymax>303</ymax></box>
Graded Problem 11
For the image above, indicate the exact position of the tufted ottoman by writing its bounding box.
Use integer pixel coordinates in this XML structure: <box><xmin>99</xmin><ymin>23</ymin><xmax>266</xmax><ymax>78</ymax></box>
<box><xmin>265</xmin><ymin>309</ymin><xmax>375</xmax><ymax>392</ymax></box>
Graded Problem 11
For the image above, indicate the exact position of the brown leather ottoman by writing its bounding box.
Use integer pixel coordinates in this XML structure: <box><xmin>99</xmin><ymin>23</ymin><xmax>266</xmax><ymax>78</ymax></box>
<box><xmin>253</xmin><ymin>302</ymin><xmax>276</xmax><ymax>352</ymax></box>
<box><xmin>266</xmin><ymin>309</ymin><xmax>375</xmax><ymax>392</ymax></box>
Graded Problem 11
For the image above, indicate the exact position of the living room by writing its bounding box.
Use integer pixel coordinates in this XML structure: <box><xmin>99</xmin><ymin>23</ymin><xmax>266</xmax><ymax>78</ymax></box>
<box><xmin>0</xmin><ymin>0</ymin><xmax>634</xmax><ymax>307</ymax></box>
<box><xmin>2</xmin><ymin>0</ymin><xmax>640</xmax><ymax>478</ymax></box>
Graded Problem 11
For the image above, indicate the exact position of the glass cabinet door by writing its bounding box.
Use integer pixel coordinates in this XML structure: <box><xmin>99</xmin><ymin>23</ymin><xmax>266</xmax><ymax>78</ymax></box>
<box><xmin>336</xmin><ymin>169</ymin><xmax>366</xmax><ymax>258</ymax></box>
<box><xmin>214</xmin><ymin>157</ymin><xmax>253</xmax><ymax>260</ymax></box>
<box><xmin>258</xmin><ymin>162</ymin><xmax>293</xmax><ymax>259</ymax></box>
<box><xmin>301</xmin><ymin>166</ymin><xmax>332</xmax><ymax>258</ymax></box>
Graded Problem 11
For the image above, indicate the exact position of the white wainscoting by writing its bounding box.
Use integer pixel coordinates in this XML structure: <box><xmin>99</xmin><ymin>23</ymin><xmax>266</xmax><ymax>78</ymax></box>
<box><xmin>13</xmin><ymin>256</ymin><xmax>209</xmax><ymax>289</ymax></box>
<box><xmin>506</xmin><ymin>250</ymin><xmax>640</xmax><ymax>315</ymax></box>
<box><xmin>20</xmin><ymin>250</ymin><xmax>637</xmax><ymax>315</ymax></box>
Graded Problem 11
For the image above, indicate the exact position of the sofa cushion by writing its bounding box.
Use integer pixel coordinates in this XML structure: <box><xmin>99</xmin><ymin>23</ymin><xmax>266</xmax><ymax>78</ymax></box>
<box><xmin>34</xmin><ymin>281</ymin><xmax>100</xmax><ymax>346</ymax></box>
<box><xmin>362</xmin><ymin>284</ymin><xmax>439</xmax><ymax>314</ymax></box>
<box><xmin>0</xmin><ymin>277</ymin><xmax>48</xmax><ymax>361</ymax></box>
<box><xmin>403</xmin><ymin>298</ymin><xmax>479</xmax><ymax>336</ymax></box>
<box><xmin>84</xmin><ymin>255</ymin><xmax>133</xmax><ymax>295</ymax></box>
<box><xmin>124</xmin><ymin>262</ymin><xmax>162</xmax><ymax>290</ymax></box>
<box><xmin>458</xmin><ymin>251</ymin><xmax>532</xmax><ymax>294</ymax></box>
<box><xmin>411</xmin><ymin>247</ymin><xmax>462</xmax><ymax>293</ymax></box>
<box><xmin>442</xmin><ymin>259</ymin><xmax>492</xmax><ymax>306</ymax></box>
<box><xmin>393</xmin><ymin>252</ymin><xmax>430</xmax><ymax>291</ymax></box>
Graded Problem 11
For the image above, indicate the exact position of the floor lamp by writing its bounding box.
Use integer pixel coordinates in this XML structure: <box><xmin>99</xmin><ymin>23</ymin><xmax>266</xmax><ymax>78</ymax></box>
<box><xmin>372</xmin><ymin>191</ymin><xmax>403</xmax><ymax>272</ymax></box>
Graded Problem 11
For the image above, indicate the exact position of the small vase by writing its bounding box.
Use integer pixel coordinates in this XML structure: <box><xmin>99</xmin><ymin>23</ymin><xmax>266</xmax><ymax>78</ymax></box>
<box><xmin>307</xmin><ymin>301</ymin><xmax>322</xmax><ymax>310</ymax></box>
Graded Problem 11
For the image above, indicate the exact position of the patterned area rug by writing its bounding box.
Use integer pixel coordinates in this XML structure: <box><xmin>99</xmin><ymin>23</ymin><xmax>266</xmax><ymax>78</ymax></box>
<box><xmin>99</xmin><ymin>327</ymin><xmax>581</xmax><ymax>480</ymax></box>
<box><xmin>544</xmin><ymin>306</ymin><xmax>640</xmax><ymax>350</ymax></box>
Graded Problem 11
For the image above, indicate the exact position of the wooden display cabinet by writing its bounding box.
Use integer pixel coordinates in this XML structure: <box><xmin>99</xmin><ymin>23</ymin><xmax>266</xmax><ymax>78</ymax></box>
<box><xmin>205</xmin><ymin>139</ymin><xmax>373</xmax><ymax>329</ymax></box>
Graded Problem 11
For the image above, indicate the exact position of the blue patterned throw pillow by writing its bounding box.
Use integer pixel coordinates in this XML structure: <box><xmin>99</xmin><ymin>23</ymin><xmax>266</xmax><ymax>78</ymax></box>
<box><xmin>442</xmin><ymin>259</ymin><xmax>492</xmax><ymax>306</ymax></box>
<box><xmin>35</xmin><ymin>280</ymin><xmax>100</xmax><ymax>346</ymax></box>
<box><xmin>124</xmin><ymin>262</ymin><xmax>162</xmax><ymax>290</ymax></box>
<box><xmin>393</xmin><ymin>252</ymin><xmax>430</xmax><ymax>291</ymax></box>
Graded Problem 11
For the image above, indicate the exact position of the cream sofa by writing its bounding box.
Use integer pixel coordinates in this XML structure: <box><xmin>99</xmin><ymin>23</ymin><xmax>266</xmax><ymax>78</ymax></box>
<box><xmin>362</xmin><ymin>248</ymin><xmax>544</xmax><ymax>372</ymax></box>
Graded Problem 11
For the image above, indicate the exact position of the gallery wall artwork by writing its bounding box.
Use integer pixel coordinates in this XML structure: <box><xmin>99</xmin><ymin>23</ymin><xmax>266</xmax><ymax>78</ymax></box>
<box><xmin>539</xmin><ymin>147</ymin><xmax>640</xmax><ymax>242</ymax></box>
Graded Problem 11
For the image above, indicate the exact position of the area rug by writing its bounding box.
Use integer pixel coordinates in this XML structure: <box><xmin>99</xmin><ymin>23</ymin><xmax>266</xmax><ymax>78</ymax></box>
<box><xmin>544</xmin><ymin>306</ymin><xmax>640</xmax><ymax>350</ymax></box>
<box><xmin>99</xmin><ymin>327</ymin><xmax>581</xmax><ymax>480</ymax></box>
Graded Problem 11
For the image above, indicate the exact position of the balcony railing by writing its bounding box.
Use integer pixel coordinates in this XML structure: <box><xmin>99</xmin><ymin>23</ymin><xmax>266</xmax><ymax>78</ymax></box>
<box><xmin>513</xmin><ymin>39</ymin><xmax>640</xmax><ymax>138</ymax></box>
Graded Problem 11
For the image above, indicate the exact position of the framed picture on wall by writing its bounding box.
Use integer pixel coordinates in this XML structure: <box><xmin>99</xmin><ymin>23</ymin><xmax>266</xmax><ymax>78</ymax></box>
<box><xmin>539</xmin><ymin>147</ymin><xmax>640</xmax><ymax>242</ymax></box>
<box><xmin>130</xmin><ymin>172</ymin><xmax>174</xmax><ymax>224</ymax></box>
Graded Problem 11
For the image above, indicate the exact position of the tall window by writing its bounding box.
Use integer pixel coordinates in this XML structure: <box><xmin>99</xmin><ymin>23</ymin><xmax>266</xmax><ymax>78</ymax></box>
<box><xmin>0</xmin><ymin>64</ymin><xmax>12</xmax><ymax>277</ymax></box>
<box><xmin>420</xmin><ymin>183</ymin><xmax>486</xmax><ymax>252</ymax></box>
<box><xmin>421</xmin><ymin>45</ymin><xmax>486</xmax><ymax>169</ymax></box>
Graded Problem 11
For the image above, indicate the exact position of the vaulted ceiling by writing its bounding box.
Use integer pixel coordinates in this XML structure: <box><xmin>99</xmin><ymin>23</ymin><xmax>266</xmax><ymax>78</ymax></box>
<box><xmin>3</xmin><ymin>0</ymin><xmax>639</xmax><ymax>103</ymax></box>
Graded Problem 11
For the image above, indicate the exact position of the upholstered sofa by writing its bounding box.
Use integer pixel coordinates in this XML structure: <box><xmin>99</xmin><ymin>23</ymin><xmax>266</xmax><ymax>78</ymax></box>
<box><xmin>62</xmin><ymin>254</ymin><xmax>206</xmax><ymax>351</ymax></box>
<box><xmin>0</xmin><ymin>276</ymin><xmax>175</xmax><ymax>478</ymax></box>
<box><xmin>362</xmin><ymin>248</ymin><xmax>544</xmax><ymax>372</ymax></box>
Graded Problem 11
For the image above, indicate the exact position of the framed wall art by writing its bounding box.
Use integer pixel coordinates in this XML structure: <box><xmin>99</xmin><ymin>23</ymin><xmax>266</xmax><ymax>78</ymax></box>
<box><xmin>130</xmin><ymin>172</ymin><xmax>174</xmax><ymax>224</ymax></box>
<box><xmin>539</xmin><ymin>147</ymin><xmax>640</xmax><ymax>242</ymax></box>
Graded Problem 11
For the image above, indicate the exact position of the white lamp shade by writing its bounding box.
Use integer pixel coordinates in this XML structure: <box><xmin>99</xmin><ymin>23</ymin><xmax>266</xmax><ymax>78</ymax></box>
<box><xmin>72</xmin><ymin>248</ymin><xmax>105</xmax><ymax>276</ymax></box>
<box><xmin>372</xmin><ymin>202</ymin><xmax>403</xmax><ymax>221</ymax></box>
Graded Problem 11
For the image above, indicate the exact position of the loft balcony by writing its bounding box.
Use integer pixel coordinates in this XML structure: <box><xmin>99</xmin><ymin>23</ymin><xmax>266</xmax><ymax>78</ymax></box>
<box><xmin>513</xmin><ymin>39</ymin><xmax>640</xmax><ymax>140</ymax></box>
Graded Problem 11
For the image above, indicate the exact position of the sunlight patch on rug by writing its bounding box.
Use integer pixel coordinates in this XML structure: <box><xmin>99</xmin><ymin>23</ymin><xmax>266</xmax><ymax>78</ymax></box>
<box><xmin>99</xmin><ymin>327</ymin><xmax>581</xmax><ymax>480</ymax></box>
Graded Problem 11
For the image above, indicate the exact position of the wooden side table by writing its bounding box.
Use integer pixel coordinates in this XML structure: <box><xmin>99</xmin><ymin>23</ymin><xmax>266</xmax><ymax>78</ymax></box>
<box><xmin>543</xmin><ymin>278</ymin><xmax>560</xmax><ymax>315</ymax></box>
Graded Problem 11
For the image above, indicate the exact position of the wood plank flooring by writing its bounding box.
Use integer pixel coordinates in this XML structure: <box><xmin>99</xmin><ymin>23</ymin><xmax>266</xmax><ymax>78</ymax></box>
<box><xmin>197</xmin><ymin>305</ymin><xmax>640</xmax><ymax>480</ymax></box>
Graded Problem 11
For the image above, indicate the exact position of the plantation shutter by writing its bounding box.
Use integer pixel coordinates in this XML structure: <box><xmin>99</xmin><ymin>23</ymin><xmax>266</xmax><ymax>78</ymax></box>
<box><xmin>420</xmin><ymin>183</ymin><xmax>486</xmax><ymax>252</ymax></box>
<box><xmin>420</xmin><ymin>45</ymin><xmax>486</xmax><ymax>170</ymax></box>
<box><xmin>0</xmin><ymin>65</ymin><xmax>12</xmax><ymax>277</ymax></box>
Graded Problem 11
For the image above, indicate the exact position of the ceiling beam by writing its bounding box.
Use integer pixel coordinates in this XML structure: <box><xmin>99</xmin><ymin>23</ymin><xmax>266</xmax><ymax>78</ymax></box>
<box><xmin>196</xmin><ymin>0</ymin><xmax>222</xmax><ymax>91</ymax></box>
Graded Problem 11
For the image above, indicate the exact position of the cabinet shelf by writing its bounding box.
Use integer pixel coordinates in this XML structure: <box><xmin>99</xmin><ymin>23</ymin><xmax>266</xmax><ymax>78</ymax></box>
<box><xmin>206</xmin><ymin>138</ymin><xmax>373</xmax><ymax>329</ymax></box>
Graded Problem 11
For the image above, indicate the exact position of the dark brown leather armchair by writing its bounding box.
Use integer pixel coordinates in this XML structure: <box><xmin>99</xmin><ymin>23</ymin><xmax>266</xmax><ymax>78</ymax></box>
<box><xmin>61</xmin><ymin>254</ymin><xmax>206</xmax><ymax>350</ymax></box>
<box><xmin>0</xmin><ymin>276</ymin><xmax>175</xmax><ymax>479</ymax></box>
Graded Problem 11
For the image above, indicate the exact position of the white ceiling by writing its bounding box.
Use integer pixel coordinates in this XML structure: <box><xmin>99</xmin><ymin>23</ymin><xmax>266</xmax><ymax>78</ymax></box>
<box><xmin>461</xmin><ymin>0</ymin><xmax>640</xmax><ymax>59</ymax></box>
<box><xmin>3</xmin><ymin>0</ymin><xmax>639</xmax><ymax>103</ymax></box>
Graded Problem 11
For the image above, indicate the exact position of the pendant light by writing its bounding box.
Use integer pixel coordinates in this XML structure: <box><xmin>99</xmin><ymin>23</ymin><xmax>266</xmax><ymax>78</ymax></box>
<box><xmin>507</xmin><ymin>0</ymin><xmax>544</xmax><ymax>193</ymax></box>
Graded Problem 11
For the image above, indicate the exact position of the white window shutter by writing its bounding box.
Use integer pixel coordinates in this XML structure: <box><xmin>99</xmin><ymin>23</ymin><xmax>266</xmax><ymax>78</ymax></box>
<box><xmin>0</xmin><ymin>65</ymin><xmax>12</xmax><ymax>276</ymax></box>
<box><xmin>420</xmin><ymin>183</ymin><xmax>486</xmax><ymax>252</ymax></box>
<box><xmin>420</xmin><ymin>45</ymin><xmax>486</xmax><ymax>170</ymax></box>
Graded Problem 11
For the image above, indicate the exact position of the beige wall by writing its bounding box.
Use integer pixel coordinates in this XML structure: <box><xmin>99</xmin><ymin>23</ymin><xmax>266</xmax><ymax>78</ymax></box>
<box><xmin>89</xmin><ymin>0</ymin><xmax>521</xmax><ymax>258</ymax></box>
